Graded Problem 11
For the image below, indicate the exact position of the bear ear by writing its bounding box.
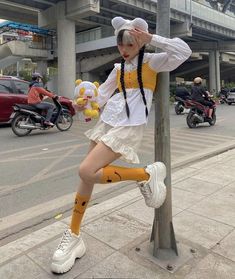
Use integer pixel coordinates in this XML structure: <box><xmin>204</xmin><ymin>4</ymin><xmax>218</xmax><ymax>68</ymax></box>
<box><xmin>111</xmin><ymin>17</ymin><xmax>126</xmax><ymax>31</ymax></box>
<box><xmin>75</xmin><ymin>79</ymin><xmax>82</xmax><ymax>86</ymax></box>
<box><xmin>93</xmin><ymin>81</ymin><xmax>99</xmax><ymax>88</ymax></box>
<box><xmin>132</xmin><ymin>18</ymin><xmax>148</xmax><ymax>32</ymax></box>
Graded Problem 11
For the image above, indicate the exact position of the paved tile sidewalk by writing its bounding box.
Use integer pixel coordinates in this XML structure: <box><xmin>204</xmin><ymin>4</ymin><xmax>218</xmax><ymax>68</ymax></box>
<box><xmin>0</xmin><ymin>149</ymin><xmax>235</xmax><ymax>279</ymax></box>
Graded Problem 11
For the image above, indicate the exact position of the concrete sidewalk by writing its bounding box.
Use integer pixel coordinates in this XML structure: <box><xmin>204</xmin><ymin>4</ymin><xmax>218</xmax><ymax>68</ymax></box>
<box><xmin>0</xmin><ymin>149</ymin><xmax>235</xmax><ymax>279</ymax></box>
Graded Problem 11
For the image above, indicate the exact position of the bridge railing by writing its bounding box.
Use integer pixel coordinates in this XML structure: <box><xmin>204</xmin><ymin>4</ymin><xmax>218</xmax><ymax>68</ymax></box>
<box><xmin>170</xmin><ymin>0</ymin><xmax>235</xmax><ymax>31</ymax></box>
<box><xmin>0</xmin><ymin>35</ymin><xmax>54</xmax><ymax>50</ymax></box>
<box><xmin>76</xmin><ymin>26</ymin><xmax>113</xmax><ymax>44</ymax></box>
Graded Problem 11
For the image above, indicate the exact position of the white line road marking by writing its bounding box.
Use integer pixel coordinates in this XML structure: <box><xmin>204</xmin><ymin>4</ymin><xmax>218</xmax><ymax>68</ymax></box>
<box><xmin>0</xmin><ymin>143</ymin><xmax>89</xmax><ymax>194</ymax></box>
<box><xmin>216</xmin><ymin>117</ymin><xmax>225</xmax><ymax>124</ymax></box>
<box><xmin>0</xmin><ymin>143</ymin><xmax>88</xmax><ymax>163</ymax></box>
<box><xmin>30</xmin><ymin>145</ymin><xmax>78</xmax><ymax>182</ymax></box>
<box><xmin>0</xmin><ymin>139</ymin><xmax>80</xmax><ymax>156</ymax></box>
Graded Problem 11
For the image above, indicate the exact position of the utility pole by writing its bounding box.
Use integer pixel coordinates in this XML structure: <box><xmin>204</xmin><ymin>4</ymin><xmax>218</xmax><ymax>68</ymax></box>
<box><xmin>152</xmin><ymin>0</ymin><xmax>178</xmax><ymax>258</ymax></box>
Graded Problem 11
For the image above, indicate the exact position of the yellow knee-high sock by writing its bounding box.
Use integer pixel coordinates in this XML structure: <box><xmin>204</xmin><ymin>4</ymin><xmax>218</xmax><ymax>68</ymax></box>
<box><xmin>70</xmin><ymin>193</ymin><xmax>90</xmax><ymax>235</ymax></box>
<box><xmin>101</xmin><ymin>165</ymin><xmax>149</xmax><ymax>183</ymax></box>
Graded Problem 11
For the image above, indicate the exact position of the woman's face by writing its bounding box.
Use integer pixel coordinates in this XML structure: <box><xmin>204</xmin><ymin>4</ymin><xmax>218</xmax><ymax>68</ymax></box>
<box><xmin>117</xmin><ymin>31</ymin><xmax>140</xmax><ymax>62</ymax></box>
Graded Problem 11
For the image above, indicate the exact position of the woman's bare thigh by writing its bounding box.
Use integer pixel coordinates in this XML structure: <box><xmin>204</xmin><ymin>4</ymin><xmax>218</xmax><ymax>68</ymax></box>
<box><xmin>87</xmin><ymin>140</ymin><xmax>97</xmax><ymax>154</ymax></box>
<box><xmin>81</xmin><ymin>141</ymin><xmax>121</xmax><ymax>173</ymax></box>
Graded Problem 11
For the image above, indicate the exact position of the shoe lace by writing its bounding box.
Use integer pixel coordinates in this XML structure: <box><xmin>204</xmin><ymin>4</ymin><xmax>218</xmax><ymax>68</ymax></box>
<box><xmin>57</xmin><ymin>229</ymin><xmax>72</xmax><ymax>251</ymax></box>
<box><xmin>138</xmin><ymin>182</ymin><xmax>152</xmax><ymax>200</ymax></box>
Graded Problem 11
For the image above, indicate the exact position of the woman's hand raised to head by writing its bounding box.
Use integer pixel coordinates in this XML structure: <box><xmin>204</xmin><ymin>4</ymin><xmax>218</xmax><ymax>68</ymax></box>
<box><xmin>129</xmin><ymin>28</ymin><xmax>153</xmax><ymax>48</ymax></box>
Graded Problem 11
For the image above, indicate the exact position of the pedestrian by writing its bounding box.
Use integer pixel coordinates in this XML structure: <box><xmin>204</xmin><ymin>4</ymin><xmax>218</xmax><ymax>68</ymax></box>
<box><xmin>219</xmin><ymin>86</ymin><xmax>229</xmax><ymax>98</ymax></box>
<box><xmin>50</xmin><ymin>16</ymin><xmax>192</xmax><ymax>274</ymax></box>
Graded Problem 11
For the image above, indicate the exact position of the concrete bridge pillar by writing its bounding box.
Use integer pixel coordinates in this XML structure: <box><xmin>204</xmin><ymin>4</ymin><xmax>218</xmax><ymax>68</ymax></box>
<box><xmin>209</xmin><ymin>50</ymin><xmax>221</xmax><ymax>95</ymax></box>
<box><xmin>36</xmin><ymin>60</ymin><xmax>47</xmax><ymax>76</ymax></box>
<box><xmin>57</xmin><ymin>17</ymin><xmax>75</xmax><ymax>98</ymax></box>
<box><xmin>39</xmin><ymin>1</ymin><xmax>76</xmax><ymax>98</ymax></box>
<box><xmin>81</xmin><ymin>72</ymin><xmax>100</xmax><ymax>82</ymax></box>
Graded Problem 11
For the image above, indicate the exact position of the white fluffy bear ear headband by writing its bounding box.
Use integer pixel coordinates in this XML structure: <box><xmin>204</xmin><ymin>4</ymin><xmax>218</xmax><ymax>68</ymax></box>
<box><xmin>111</xmin><ymin>17</ymin><xmax>148</xmax><ymax>36</ymax></box>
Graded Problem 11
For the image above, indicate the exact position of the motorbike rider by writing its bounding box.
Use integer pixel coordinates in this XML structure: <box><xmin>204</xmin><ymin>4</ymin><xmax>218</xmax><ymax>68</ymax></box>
<box><xmin>28</xmin><ymin>72</ymin><xmax>56</xmax><ymax>126</ymax></box>
<box><xmin>191</xmin><ymin>77</ymin><xmax>214</xmax><ymax>119</ymax></box>
<box><xmin>175</xmin><ymin>83</ymin><xmax>191</xmax><ymax>100</ymax></box>
<box><xmin>219</xmin><ymin>87</ymin><xmax>229</xmax><ymax>98</ymax></box>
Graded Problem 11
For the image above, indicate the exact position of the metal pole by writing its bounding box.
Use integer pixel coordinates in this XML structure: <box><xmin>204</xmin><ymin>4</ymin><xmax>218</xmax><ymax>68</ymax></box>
<box><xmin>215</xmin><ymin>50</ymin><xmax>221</xmax><ymax>95</ymax></box>
<box><xmin>152</xmin><ymin>0</ymin><xmax>178</xmax><ymax>257</ymax></box>
<box><xmin>190</xmin><ymin>0</ymin><xmax>192</xmax><ymax>23</ymax></box>
<box><xmin>16</xmin><ymin>61</ymin><xmax>19</xmax><ymax>77</ymax></box>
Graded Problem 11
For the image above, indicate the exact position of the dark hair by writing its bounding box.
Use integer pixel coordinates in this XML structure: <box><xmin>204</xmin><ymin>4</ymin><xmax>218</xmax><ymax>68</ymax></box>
<box><xmin>117</xmin><ymin>29</ymin><xmax>125</xmax><ymax>45</ymax></box>
<box><xmin>137</xmin><ymin>46</ymin><xmax>148</xmax><ymax>117</ymax></box>
<box><xmin>117</xmin><ymin>29</ymin><xmax>134</xmax><ymax>45</ymax></box>
<box><xmin>120</xmin><ymin>46</ymin><xmax>148</xmax><ymax>118</ymax></box>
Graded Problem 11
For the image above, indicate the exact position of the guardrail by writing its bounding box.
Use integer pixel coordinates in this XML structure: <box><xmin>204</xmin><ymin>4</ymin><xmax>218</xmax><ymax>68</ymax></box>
<box><xmin>171</xmin><ymin>0</ymin><xmax>235</xmax><ymax>30</ymax></box>
<box><xmin>0</xmin><ymin>38</ymin><xmax>54</xmax><ymax>50</ymax></box>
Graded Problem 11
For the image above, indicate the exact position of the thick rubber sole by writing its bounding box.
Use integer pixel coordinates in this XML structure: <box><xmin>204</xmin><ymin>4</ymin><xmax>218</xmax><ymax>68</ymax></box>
<box><xmin>51</xmin><ymin>240</ymin><xmax>86</xmax><ymax>274</ymax></box>
<box><xmin>146</xmin><ymin>162</ymin><xmax>167</xmax><ymax>208</ymax></box>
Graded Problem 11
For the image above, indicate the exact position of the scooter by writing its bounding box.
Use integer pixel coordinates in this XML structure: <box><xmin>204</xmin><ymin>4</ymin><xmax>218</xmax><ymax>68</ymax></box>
<box><xmin>186</xmin><ymin>98</ymin><xmax>216</xmax><ymax>128</ymax></box>
<box><xmin>174</xmin><ymin>96</ymin><xmax>191</xmax><ymax>115</ymax></box>
<box><xmin>10</xmin><ymin>97</ymin><xmax>73</xmax><ymax>137</ymax></box>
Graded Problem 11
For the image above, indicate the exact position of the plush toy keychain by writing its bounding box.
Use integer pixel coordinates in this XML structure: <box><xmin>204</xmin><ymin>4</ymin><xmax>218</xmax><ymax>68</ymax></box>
<box><xmin>74</xmin><ymin>79</ymin><xmax>100</xmax><ymax>122</ymax></box>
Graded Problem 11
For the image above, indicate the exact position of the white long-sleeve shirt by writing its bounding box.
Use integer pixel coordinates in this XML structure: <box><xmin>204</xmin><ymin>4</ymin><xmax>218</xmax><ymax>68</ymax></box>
<box><xmin>97</xmin><ymin>34</ymin><xmax>192</xmax><ymax>127</ymax></box>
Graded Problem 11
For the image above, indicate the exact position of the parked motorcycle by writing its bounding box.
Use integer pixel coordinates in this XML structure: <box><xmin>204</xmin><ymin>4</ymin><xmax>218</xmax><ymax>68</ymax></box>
<box><xmin>10</xmin><ymin>97</ymin><xmax>73</xmax><ymax>136</ymax></box>
<box><xmin>186</xmin><ymin>98</ymin><xmax>216</xmax><ymax>128</ymax></box>
<box><xmin>174</xmin><ymin>96</ymin><xmax>191</xmax><ymax>115</ymax></box>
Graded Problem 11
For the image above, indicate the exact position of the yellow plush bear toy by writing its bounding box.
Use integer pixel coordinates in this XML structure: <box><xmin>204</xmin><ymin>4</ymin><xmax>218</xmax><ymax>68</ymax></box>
<box><xmin>74</xmin><ymin>79</ymin><xmax>100</xmax><ymax>122</ymax></box>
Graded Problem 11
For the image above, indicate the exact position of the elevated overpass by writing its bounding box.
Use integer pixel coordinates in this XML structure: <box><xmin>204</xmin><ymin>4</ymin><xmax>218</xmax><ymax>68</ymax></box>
<box><xmin>0</xmin><ymin>20</ymin><xmax>55</xmax><ymax>75</ymax></box>
<box><xmin>0</xmin><ymin>40</ymin><xmax>49</xmax><ymax>69</ymax></box>
<box><xmin>1</xmin><ymin>0</ymin><xmax>235</xmax><ymax>96</ymax></box>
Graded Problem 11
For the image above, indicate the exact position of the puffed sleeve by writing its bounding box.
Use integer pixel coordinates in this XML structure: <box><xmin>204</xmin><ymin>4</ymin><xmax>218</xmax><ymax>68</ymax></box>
<box><xmin>97</xmin><ymin>65</ymin><xmax>118</xmax><ymax>108</ymax></box>
<box><xmin>147</xmin><ymin>34</ymin><xmax>192</xmax><ymax>72</ymax></box>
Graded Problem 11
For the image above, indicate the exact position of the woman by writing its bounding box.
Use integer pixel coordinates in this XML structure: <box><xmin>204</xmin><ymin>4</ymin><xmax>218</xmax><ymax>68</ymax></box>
<box><xmin>51</xmin><ymin>16</ymin><xmax>192</xmax><ymax>274</ymax></box>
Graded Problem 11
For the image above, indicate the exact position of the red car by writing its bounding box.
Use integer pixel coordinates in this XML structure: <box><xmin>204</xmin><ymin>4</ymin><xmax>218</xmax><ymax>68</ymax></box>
<box><xmin>0</xmin><ymin>76</ymin><xmax>75</xmax><ymax>123</ymax></box>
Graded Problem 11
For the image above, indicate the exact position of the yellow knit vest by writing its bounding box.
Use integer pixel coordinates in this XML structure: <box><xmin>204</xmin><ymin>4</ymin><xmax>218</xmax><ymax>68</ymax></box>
<box><xmin>117</xmin><ymin>63</ymin><xmax>157</xmax><ymax>92</ymax></box>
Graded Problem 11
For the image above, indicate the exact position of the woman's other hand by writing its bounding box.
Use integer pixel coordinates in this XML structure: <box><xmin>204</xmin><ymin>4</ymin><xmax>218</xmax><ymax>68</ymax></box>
<box><xmin>73</xmin><ymin>100</ymin><xmax>88</xmax><ymax>112</ymax></box>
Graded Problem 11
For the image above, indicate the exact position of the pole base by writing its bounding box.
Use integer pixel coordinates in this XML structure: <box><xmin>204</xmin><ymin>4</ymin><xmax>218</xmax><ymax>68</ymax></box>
<box><xmin>136</xmin><ymin>240</ymin><xmax>193</xmax><ymax>273</ymax></box>
<box><xmin>151</xmin><ymin>220</ymin><xmax>178</xmax><ymax>256</ymax></box>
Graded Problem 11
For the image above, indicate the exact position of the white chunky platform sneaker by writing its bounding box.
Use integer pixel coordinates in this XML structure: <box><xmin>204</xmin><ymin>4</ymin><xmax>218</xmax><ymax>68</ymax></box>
<box><xmin>138</xmin><ymin>162</ymin><xmax>167</xmax><ymax>208</ymax></box>
<box><xmin>51</xmin><ymin>229</ymin><xmax>86</xmax><ymax>274</ymax></box>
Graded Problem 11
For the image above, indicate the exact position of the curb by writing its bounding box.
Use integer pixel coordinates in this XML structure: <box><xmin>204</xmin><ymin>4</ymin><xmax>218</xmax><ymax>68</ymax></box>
<box><xmin>172</xmin><ymin>140</ymin><xmax>235</xmax><ymax>171</ymax></box>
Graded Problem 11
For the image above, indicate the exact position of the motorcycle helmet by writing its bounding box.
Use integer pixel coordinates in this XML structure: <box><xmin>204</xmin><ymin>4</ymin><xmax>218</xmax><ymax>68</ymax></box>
<box><xmin>32</xmin><ymin>72</ymin><xmax>43</xmax><ymax>79</ymax></box>
<box><xmin>193</xmin><ymin>77</ymin><xmax>202</xmax><ymax>84</ymax></box>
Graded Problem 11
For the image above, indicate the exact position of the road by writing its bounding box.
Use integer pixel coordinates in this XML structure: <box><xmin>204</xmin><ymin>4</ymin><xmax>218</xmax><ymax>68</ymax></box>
<box><xmin>0</xmin><ymin>103</ymin><xmax>234</xmax><ymax>240</ymax></box>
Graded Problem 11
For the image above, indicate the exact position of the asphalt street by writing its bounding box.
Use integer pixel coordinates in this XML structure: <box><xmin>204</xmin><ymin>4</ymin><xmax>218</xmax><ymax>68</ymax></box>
<box><xmin>0</xmin><ymin>103</ymin><xmax>234</xmax><ymax>241</ymax></box>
